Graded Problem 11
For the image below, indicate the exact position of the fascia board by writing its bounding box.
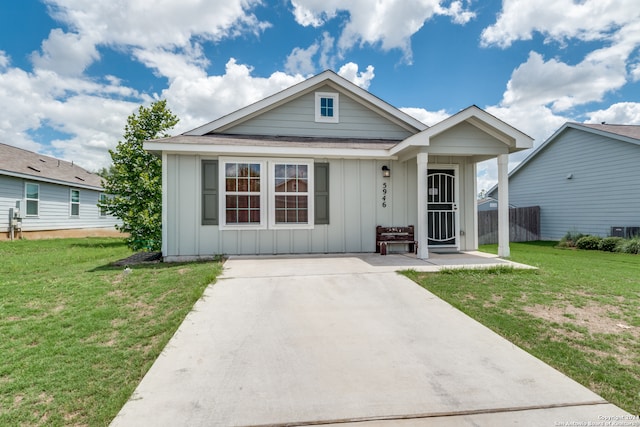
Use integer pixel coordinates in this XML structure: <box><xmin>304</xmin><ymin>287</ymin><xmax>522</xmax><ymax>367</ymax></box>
<box><xmin>144</xmin><ymin>142</ymin><xmax>396</xmax><ymax>160</ymax></box>
<box><xmin>0</xmin><ymin>169</ymin><xmax>104</xmax><ymax>191</ymax></box>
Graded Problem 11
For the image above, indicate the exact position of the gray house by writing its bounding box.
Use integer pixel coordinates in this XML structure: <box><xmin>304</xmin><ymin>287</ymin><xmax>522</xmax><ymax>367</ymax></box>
<box><xmin>145</xmin><ymin>70</ymin><xmax>532</xmax><ymax>261</ymax></box>
<box><xmin>489</xmin><ymin>123</ymin><xmax>640</xmax><ymax>240</ymax></box>
<box><xmin>0</xmin><ymin>143</ymin><xmax>120</xmax><ymax>240</ymax></box>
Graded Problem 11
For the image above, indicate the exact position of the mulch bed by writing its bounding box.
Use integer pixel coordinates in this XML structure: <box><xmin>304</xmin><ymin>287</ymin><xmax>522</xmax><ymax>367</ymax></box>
<box><xmin>112</xmin><ymin>251</ymin><xmax>162</xmax><ymax>266</ymax></box>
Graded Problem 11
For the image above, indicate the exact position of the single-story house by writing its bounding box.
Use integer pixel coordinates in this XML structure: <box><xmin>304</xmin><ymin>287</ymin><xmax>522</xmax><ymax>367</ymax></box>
<box><xmin>145</xmin><ymin>70</ymin><xmax>533</xmax><ymax>261</ymax></box>
<box><xmin>0</xmin><ymin>143</ymin><xmax>121</xmax><ymax>240</ymax></box>
<box><xmin>477</xmin><ymin>197</ymin><xmax>516</xmax><ymax>212</ymax></box>
<box><xmin>488</xmin><ymin>122</ymin><xmax>640</xmax><ymax>240</ymax></box>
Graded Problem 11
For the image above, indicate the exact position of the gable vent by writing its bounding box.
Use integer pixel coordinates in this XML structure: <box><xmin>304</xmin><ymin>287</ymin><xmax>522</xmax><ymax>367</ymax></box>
<box><xmin>28</xmin><ymin>166</ymin><xmax>41</xmax><ymax>172</ymax></box>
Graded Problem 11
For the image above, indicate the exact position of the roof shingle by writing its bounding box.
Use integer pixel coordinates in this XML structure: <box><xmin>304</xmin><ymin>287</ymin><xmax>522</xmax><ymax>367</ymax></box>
<box><xmin>0</xmin><ymin>143</ymin><xmax>103</xmax><ymax>189</ymax></box>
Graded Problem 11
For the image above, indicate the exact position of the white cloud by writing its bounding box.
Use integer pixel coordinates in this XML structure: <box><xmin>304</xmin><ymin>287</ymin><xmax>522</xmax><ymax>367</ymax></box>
<box><xmin>585</xmin><ymin>102</ymin><xmax>640</xmax><ymax>124</ymax></box>
<box><xmin>290</xmin><ymin>0</ymin><xmax>474</xmax><ymax>61</ymax></box>
<box><xmin>481</xmin><ymin>0</ymin><xmax>640</xmax><ymax>48</ymax></box>
<box><xmin>501</xmin><ymin>51</ymin><xmax>627</xmax><ymax>112</ymax></box>
<box><xmin>337</xmin><ymin>63</ymin><xmax>375</xmax><ymax>89</ymax></box>
<box><xmin>44</xmin><ymin>0</ymin><xmax>270</xmax><ymax>51</ymax></box>
<box><xmin>400</xmin><ymin>107</ymin><xmax>449</xmax><ymax>126</ymax></box>
<box><xmin>285</xmin><ymin>43</ymin><xmax>320</xmax><ymax>75</ymax></box>
<box><xmin>31</xmin><ymin>29</ymin><xmax>99</xmax><ymax>76</ymax></box>
<box><xmin>285</xmin><ymin>32</ymin><xmax>338</xmax><ymax>75</ymax></box>
<box><xmin>159</xmin><ymin>59</ymin><xmax>306</xmax><ymax>133</ymax></box>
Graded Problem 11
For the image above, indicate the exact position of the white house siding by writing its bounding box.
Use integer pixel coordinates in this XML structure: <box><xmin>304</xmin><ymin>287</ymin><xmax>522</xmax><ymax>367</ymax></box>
<box><xmin>163</xmin><ymin>154</ymin><xmax>424</xmax><ymax>257</ymax></box>
<box><xmin>0</xmin><ymin>175</ymin><xmax>119</xmax><ymax>232</ymax></box>
<box><xmin>225</xmin><ymin>86</ymin><xmax>413</xmax><ymax>140</ymax></box>
<box><xmin>507</xmin><ymin>128</ymin><xmax>640</xmax><ymax>240</ymax></box>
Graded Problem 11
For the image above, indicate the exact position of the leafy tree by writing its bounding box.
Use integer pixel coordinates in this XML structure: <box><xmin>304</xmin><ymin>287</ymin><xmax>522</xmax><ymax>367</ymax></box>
<box><xmin>100</xmin><ymin>100</ymin><xmax>178</xmax><ymax>251</ymax></box>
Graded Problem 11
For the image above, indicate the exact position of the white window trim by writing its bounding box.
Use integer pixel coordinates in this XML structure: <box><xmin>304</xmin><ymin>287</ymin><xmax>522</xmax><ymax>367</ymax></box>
<box><xmin>268</xmin><ymin>160</ymin><xmax>314</xmax><ymax>230</ymax></box>
<box><xmin>315</xmin><ymin>92</ymin><xmax>339</xmax><ymax>123</ymax></box>
<box><xmin>25</xmin><ymin>182</ymin><xmax>39</xmax><ymax>217</ymax></box>
<box><xmin>218</xmin><ymin>158</ymin><xmax>315</xmax><ymax>231</ymax></box>
<box><xmin>70</xmin><ymin>189</ymin><xmax>80</xmax><ymax>217</ymax></box>
<box><xmin>219</xmin><ymin>158</ymin><xmax>267</xmax><ymax>230</ymax></box>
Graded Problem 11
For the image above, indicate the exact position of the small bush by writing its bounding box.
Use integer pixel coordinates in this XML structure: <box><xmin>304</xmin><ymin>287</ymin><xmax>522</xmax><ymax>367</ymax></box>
<box><xmin>617</xmin><ymin>237</ymin><xmax>640</xmax><ymax>254</ymax></box>
<box><xmin>599</xmin><ymin>237</ymin><xmax>624</xmax><ymax>252</ymax></box>
<box><xmin>576</xmin><ymin>235</ymin><xmax>602</xmax><ymax>250</ymax></box>
<box><xmin>558</xmin><ymin>230</ymin><xmax>586</xmax><ymax>248</ymax></box>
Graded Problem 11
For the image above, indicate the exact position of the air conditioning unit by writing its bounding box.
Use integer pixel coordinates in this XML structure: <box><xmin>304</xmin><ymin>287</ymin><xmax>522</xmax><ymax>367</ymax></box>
<box><xmin>611</xmin><ymin>226</ymin><xmax>625</xmax><ymax>237</ymax></box>
<box><xmin>626</xmin><ymin>227</ymin><xmax>640</xmax><ymax>239</ymax></box>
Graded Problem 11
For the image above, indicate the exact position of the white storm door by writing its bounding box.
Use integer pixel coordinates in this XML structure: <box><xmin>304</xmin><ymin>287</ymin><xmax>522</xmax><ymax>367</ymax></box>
<box><xmin>427</xmin><ymin>167</ymin><xmax>459</xmax><ymax>248</ymax></box>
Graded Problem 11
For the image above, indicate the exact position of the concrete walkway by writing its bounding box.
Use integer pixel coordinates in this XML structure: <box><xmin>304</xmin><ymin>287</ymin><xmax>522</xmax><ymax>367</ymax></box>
<box><xmin>111</xmin><ymin>254</ymin><xmax>630</xmax><ymax>427</ymax></box>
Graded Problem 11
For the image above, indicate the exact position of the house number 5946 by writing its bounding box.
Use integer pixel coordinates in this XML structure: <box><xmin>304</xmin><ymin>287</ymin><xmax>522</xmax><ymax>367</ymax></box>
<box><xmin>382</xmin><ymin>182</ymin><xmax>388</xmax><ymax>208</ymax></box>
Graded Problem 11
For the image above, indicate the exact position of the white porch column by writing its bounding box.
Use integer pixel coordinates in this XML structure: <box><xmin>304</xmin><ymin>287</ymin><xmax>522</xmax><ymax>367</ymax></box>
<box><xmin>497</xmin><ymin>154</ymin><xmax>510</xmax><ymax>257</ymax></box>
<box><xmin>416</xmin><ymin>152</ymin><xmax>429</xmax><ymax>259</ymax></box>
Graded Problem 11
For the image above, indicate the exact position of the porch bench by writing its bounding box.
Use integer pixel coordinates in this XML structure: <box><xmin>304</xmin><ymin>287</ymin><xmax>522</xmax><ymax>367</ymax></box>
<box><xmin>376</xmin><ymin>225</ymin><xmax>418</xmax><ymax>255</ymax></box>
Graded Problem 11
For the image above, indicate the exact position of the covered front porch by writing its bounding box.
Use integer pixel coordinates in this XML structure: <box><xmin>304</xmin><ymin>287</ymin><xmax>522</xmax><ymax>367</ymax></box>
<box><xmin>393</xmin><ymin>106</ymin><xmax>533</xmax><ymax>259</ymax></box>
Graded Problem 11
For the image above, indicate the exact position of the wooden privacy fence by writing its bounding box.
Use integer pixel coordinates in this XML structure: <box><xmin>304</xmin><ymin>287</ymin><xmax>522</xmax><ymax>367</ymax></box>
<box><xmin>478</xmin><ymin>206</ymin><xmax>540</xmax><ymax>245</ymax></box>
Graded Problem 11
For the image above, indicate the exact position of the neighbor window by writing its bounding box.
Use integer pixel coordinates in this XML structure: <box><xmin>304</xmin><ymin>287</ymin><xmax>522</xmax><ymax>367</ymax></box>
<box><xmin>221</xmin><ymin>160</ymin><xmax>265</xmax><ymax>228</ymax></box>
<box><xmin>315</xmin><ymin>92</ymin><xmax>339</xmax><ymax>123</ymax></box>
<box><xmin>270</xmin><ymin>161</ymin><xmax>313</xmax><ymax>228</ymax></box>
<box><xmin>70</xmin><ymin>189</ymin><xmax>80</xmax><ymax>216</ymax></box>
<box><xmin>25</xmin><ymin>183</ymin><xmax>39</xmax><ymax>216</ymax></box>
<box><xmin>99</xmin><ymin>193</ymin><xmax>107</xmax><ymax>217</ymax></box>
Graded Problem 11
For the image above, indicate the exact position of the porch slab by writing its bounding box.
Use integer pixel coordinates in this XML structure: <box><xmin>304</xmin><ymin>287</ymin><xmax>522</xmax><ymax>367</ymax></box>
<box><xmin>219</xmin><ymin>251</ymin><xmax>535</xmax><ymax>279</ymax></box>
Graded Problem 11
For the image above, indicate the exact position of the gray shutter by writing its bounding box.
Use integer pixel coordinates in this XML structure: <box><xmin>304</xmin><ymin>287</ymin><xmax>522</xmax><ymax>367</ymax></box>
<box><xmin>202</xmin><ymin>160</ymin><xmax>218</xmax><ymax>225</ymax></box>
<box><xmin>314</xmin><ymin>163</ymin><xmax>329</xmax><ymax>224</ymax></box>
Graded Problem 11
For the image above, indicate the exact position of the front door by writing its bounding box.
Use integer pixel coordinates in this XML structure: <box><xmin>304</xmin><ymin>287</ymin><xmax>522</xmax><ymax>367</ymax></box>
<box><xmin>427</xmin><ymin>167</ymin><xmax>458</xmax><ymax>249</ymax></box>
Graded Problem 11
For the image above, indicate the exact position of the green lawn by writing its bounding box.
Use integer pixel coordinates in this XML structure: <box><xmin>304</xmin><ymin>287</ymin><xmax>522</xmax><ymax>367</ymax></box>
<box><xmin>0</xmin><ymin>238</ymin><xmax>222</xmax><ymax>426</ymax></box>
<box><xmin>404</xmin><ymin>241</ymin><xmax>640</xmax><ymax>414</ymax></box>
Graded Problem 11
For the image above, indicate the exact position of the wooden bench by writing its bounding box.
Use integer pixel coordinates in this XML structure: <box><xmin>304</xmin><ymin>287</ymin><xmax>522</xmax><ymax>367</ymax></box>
<box><xmin>376</xmin><ymin>225</ymin><xmax>417</xmax><ymax>255</ymax></box>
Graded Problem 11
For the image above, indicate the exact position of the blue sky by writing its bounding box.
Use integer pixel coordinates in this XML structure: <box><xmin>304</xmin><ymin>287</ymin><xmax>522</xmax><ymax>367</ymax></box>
<box><xmin>1</xmin><ymin>0</ymin><xmax>639</xmax><ymax>190</ymax></box>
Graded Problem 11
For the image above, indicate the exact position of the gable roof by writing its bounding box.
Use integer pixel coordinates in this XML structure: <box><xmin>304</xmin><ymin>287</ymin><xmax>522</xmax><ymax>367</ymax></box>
<box><xmin>184</xmin><ymin>70</ymin><xmax>428</xmax><ymax>136</ymax></box>
<box><xmin>487</xmin><ymin>122</ymin><xmax>640</xmax><ymax>198</ymax></box>
<box><xmin>507</xmin><ymin>122</ymin><xmax>640</xmax><ymax>180</ymax></box>
<box><xmin>0</xmin><ymin>143</ymin><xmax>103</xmax><ymax>190</ymax></box>
<box><xmin>390</xmin><ymin>105</ymin><xmax>533</xmax><ymax>155</ymax></box>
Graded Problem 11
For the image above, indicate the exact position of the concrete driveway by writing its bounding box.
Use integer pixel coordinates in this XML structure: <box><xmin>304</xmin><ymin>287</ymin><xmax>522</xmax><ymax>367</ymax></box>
<box><xmin>111</xmin><ymin>254</ymin><xmax>630</xmax><ymax>426</ymax></box>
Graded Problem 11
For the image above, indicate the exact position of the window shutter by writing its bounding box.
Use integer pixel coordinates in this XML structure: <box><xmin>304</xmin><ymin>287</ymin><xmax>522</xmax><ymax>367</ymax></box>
<box><xmin>202</xmin><ymin>160</ymin><xmax>218</xmax><ymax>225</ymax></box>
<box><xmin>314</xmin><ymin>163</ymin><xmax>329</xmax><ymax>224</ymax></box>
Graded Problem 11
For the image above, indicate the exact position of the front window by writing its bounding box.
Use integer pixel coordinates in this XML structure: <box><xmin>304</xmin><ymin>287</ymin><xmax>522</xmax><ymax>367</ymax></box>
<box><xmin>25</xmin><ymin>183</ymin><xmax>39</xmax><ymax>216</ymax></box>
<box><xmin>70</xmin><ymin>189</ymin><xmax>80</xmax><ymax>216</ymax></box>
<box><xmin>219</xmin><ymin>158</ymin><xmax>314</xmax><ymax>230</ymax></box>
<box><xmin>222</xmin><ymin>161</ymin><xmax>264</xmax><ymax>228</ymax></box>
<box><xmin>272</xmin><ymin>163</ymin><xmax>310</xmax><ymax>226</ymax></box>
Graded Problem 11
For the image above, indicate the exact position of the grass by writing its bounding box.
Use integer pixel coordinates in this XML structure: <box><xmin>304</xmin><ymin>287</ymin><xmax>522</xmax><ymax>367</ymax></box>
<box><xmin>0</xmin><ymin>238</ymin><xmax>222</xmax><ymax>426</ymax></box>
<box><xmin>403</xmin><ymin>241</ymin><xmax>640</xmax><ymax>415</ymax></box>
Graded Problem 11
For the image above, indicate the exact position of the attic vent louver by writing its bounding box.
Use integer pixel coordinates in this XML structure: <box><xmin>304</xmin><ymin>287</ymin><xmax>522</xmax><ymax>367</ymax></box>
<box><xmin>28</xmin><ymin>166</ymin><xmax>41</xmax><ymax>172</ymax></box>
<box><xmin>75</xmin><ymin>176</ymin><xmax>85</xmax><ymax>181</ymax></box>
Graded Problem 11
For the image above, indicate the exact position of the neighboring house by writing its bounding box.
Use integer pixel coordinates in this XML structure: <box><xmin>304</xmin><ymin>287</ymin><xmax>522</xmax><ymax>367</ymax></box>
<box><xmin>0</xmin><ymin>143</ymin><xmax>121</xmax><ymax>239</ymax></box>
<box><xmin>145</xmin><ymin>70</ymin><xmax>532</xmax><ymax>261</ymax></box>
<box><xmin>477</xmin><ymin>197</ymin><xmax>516</xmax><ymax>212</ymax></box>
<box><xmin>488</xmin><ymin>122</ymin><xmax>640</xmax><ymax>240</ymax></box>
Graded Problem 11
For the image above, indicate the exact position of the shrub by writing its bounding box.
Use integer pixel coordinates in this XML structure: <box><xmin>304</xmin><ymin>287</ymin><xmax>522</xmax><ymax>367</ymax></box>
<box><xmin>558</xmin><ymin>230</ymin><xmax>586</xmax><ymax>248</ymax></box>
<box><xmin>617</xmin><ymin>237</ymin><xmax>640</xmax><ymax>254</ymax></box>
<box><xmin>575</xmin><ymin>235</ymin><xmax>602</xmax><ymax>250</ymax></box>
<box><xmin>599</xmin><ymin>237</ymin><xmax>624</xmax><ymax>252</ymax></box>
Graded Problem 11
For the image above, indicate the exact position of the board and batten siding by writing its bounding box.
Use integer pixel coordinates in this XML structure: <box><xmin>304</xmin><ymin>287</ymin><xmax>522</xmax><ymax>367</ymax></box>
<box><xmin>226</xmin><ymin>85</ymin><xmax>413</xmax><ymax>140</ymax></box>
<box><xmin>507</xmin><ymin>128</ymin><xmax>640</xmax><ymax>240</ymax></box>
<box><xmin>163</xmin><ymin>154</ymin><xmax>419</xmax><ymax>257</ymax></box>
<box><xmin>0</xmin><ymin>175</ymin><xmax>120</xmax><ymax>232</ymax></box>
